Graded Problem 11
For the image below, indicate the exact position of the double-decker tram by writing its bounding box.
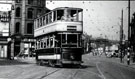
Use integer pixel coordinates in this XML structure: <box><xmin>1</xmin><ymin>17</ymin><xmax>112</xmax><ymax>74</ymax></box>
<box><xmin>34</xmin><ymin>7</ymin><xmax>83</xmax><ymax>67</ymax></box>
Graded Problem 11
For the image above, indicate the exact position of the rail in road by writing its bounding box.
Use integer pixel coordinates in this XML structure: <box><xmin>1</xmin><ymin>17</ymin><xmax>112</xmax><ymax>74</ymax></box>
<box><xmin>39</xmin><ymin>68</ymin><xmax>61</xmax><ymax>79</ymax></box>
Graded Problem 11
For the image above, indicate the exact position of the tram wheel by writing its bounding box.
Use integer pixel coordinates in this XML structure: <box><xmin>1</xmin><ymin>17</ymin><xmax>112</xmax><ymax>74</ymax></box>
<box><xmin>48</xmin><ymin>60</ymin><xmax>56</xmax><ymax>67</ymax></box>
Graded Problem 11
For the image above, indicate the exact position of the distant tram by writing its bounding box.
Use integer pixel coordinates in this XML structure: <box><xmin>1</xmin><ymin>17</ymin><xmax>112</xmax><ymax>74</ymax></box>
<box><xmin>34</xmin><ymin>7</ymin><xmax>83</xmax><ymax>67</ymax></box>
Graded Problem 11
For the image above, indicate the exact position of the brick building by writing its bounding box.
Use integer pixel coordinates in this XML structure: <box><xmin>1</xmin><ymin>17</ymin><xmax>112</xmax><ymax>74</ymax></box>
<box><xmin>9</xmin><ymin>0</ymin><xmax>48</xmax><ymax>59</ymax></box>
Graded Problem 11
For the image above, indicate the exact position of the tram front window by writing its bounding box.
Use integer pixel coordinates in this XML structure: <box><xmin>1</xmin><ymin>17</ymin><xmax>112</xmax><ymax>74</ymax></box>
<box><xmin>61</xmin><ymin>34</ymin><xmax>78</xmax><ymax>47</ymax></box>
<box><xmin>67</xmin><ymin>34</ymin><xmax>77</xmax><ymax>43</ymax></box>
<box><xmin>67</xmin><ymin>9</ymin><xmax>77</xmax><ymax>21</ymax></box>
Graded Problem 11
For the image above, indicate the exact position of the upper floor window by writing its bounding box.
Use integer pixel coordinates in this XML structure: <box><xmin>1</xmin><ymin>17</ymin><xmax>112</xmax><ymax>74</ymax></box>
<box><xmin>16</xmin><ymin>7</ymin><xmax>21</xmax><ymax>17</ymax></box>
<box><xmin>37</xmin><ymin>0</ymin><xmax>42</xmax><ymax>6</ymax></box>
<box><xmin>27</xmin><ymin>8</ymin><xmax>33</xmax><ymax>19</ymax></box>
<box><xmin>27</xmin><ymin>23</ymin><xmax>33</xmax><ymax>34</ymax></box>
<box><xmin>28</xmin><ymin>0</ymin><xmax>33</xmax><ymax>4</ymax></box>
<box><xmin>15</xmin><ymin>22</ymin><xmax>20</xmax><ymax>33</ymax></box>
<box><xmin>15</xmin><ymin>0</ymin><xmax>21</xmax><ymax>3</ymax></box>
<box><xmin>37</xmin><ymin>9</ymin><xmax>42</xmax><ymax>15</ymax></box>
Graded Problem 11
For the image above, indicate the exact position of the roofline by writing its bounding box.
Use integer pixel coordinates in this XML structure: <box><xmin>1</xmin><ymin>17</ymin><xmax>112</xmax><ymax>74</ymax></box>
<box><xmin>53</xmin><ymin>7</ymin><xmax>83</xmax><ymax>11</ymax></box>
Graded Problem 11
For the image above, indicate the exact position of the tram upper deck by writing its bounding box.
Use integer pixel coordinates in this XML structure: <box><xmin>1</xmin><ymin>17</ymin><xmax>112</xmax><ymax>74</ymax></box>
<box><xmin>34</xmin><ymin>7</ymin><xmax>83</xmax><ymax>37</ymax></box>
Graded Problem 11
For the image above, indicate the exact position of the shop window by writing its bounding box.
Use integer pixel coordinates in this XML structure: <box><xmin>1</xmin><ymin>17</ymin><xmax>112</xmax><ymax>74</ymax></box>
<box><xmin>15</xmin><ymin>22</ymin><xmax>20</xmax><ymax>33</ymax></box>
<box><xmin>27</xmin><ymin>8</ymin><xmax>33</xmax><ymax>19</ymax></box>
<box><xmin>16</xmin><ymin>7</ymin><xmax>21</xmax><ymax>17</ymax></box>
<box><xmin>27</xmin><ymin>23</ymin><xmax>33</xmax><ymax>34</ymax></box>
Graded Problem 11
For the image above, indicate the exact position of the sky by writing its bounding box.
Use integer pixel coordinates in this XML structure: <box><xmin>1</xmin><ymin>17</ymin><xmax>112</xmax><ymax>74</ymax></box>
<box><xmin>46</xmin><ymin>1</ymin><xmax>135</xmax><ymax>41</ymax></box>
<box><xmin>0</xmin><ymin>0</ymin><xmax>135</xmax><ymax>41</ymax></box>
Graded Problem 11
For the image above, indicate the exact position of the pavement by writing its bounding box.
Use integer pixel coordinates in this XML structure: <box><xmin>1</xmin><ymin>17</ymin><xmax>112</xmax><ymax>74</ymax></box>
<box><xmin>109</xmin><ymin>56</ymin><xmax>135</xmax><ymax>69</ymax></box>
<box><xmin>0</xmin><ymin>57</ymin><xmax>36</xmax><ymax>66</ymax></box>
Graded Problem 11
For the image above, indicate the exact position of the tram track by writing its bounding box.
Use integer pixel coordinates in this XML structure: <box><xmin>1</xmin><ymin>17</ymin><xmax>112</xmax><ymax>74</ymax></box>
<box><xmin>38</xmin><ymin>68</ymin><xmax>61</xmax><ymax>79</ymax></box>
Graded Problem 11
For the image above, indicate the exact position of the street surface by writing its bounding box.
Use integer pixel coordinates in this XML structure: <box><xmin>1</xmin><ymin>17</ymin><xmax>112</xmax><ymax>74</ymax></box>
<box><xmin>0</xmin><ymin>54</ymin><xmax>135</xmax><ymax>79</ymax></box>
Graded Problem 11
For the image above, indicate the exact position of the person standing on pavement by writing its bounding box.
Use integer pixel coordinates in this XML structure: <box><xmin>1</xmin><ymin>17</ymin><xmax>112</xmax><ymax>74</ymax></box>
<box><xmin>127</xmin><ymin>47</ymin><xmax>130</xmax><ymax>65</ymax></box>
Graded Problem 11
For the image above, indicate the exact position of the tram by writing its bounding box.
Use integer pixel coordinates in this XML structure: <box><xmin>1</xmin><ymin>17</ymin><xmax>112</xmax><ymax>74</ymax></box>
<box><xmin>34</xmin><ymin>7</ymin><xmax>83</xmax><ymax>66</ymax></box>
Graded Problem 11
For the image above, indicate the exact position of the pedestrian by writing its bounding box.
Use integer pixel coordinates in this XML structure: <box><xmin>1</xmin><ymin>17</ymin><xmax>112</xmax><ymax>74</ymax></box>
<box><xmin>127</xmin><ymin>47</ymin><xmax>130</xmax><ymax>65</ymax></box>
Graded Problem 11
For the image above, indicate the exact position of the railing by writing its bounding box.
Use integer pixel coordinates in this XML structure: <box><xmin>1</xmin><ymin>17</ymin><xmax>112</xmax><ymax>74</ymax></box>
<box><xmin>34</xmin><ymin>8</ymin><xmax>83</xmax><ymax>29</ymax></box>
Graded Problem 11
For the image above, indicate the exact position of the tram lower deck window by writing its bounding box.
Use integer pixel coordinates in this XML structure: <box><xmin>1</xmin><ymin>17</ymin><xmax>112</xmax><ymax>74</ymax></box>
<box><xmin>62</xmin><ymin>34</ymin><xmax>66</xmax><ymax>43</ymax></box>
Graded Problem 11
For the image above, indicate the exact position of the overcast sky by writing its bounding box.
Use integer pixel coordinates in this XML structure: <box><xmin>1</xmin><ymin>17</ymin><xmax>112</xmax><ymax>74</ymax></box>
<box><xmin>46</xmin><ymin>1</ymin><xmax>135</xmax><ymax>40</ymax></box>
<box><xmin>0</xmin><ymin>0</ymin><xmax>135</xmax><ymax>41</ymax></box>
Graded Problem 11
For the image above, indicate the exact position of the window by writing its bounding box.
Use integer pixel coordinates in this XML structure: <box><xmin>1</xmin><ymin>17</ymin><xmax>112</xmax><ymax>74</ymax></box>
<box><xmin>27</xmin><ymin>8</ymin><xmax>33</xmax><ymax>19</ymax></box>
<box><xmin>41</xmin><ymin>41</ymin><xmax>43</xmax><ymax>48</ymax></box>
<box><xmin>28</xmin><ymin>0</ymin><xmax>33</xmax><ymax>4</ymax></box>
<box><xmin>37</xmin><ymin>0</ymin><xmax>42</xmax><ymax>6</ymax></box>
<box><xmin>15</xmin><ymin>0</ymin><xmax>21</xmax><ymax>3</ymax></box>
<box><xmin>47</xmin><ymin>38</ymin><xmax>49</xmax><ymax>47</ymax></box>
<box><xmin>67</xmin><ymin>34</ymin><xmax>77</xmax><ymax>43</ymax></box>
<box><xmin>44</xmin><ymin>41</ymin><xmax>46</xmax><ymax>48</ymax></box>
<box><xmin>57</xmin><ymin>10</ymin><xmax>64</xmax><ymax>20</ymax></box>
<box><xmin>66</xmin><ymin>9</ymin><xmax>77</xmax><ymax>21</ymax></box>
<box><xmin>16</xmin><ymin>7</ymin><xmax>21</xmax><ymax>17</ymax></box>
<box><xmin>43</xmin><ymin>16</ymin><xmax>46</xmax><ymax>25</ymax></box>
<box><xmin>15</xmin><ymin>22</ymin><xmax>20</xmax><ymax>33</ymax></box>
<box><xmin>50</xmin><ymin>38</ymin><xmax>53</xmax><ymax>47</ymax></box>
<box><xmin>55</xmin><ymin>34</ymin><xmax>61</xmax><ymax>47</ymax></box>
<box><xmin>46</xmin><ymin>15</ymin><xmax>48</xmax><ymax>24</ymax></box>
<box><xmin>62</xmin><ymin>34</ymin><xmax>66</xmax><ymax>43</ymax></box>
<box><xmin>53</xmin><ymin>11</ymin><xmax>56</xmax><ymax>21</ymax></box>
<box><xmin>78</xmin><ymin>34</ymin><xmax>81</xmax><ymax>47</ymax></box>
<box><xmin>37</xmin><ymin>9</ymin><xmax>42</xmax><ymax>15</ymax></box>
<box><xmin>47</xmin><ymin>13</ymin><xmax>52</xmax><ymax>24</ymax></box>
<box><xmin>27</xmin><ymin>23</ymin><xmax>33</xmax><ymax>34</ymax></box>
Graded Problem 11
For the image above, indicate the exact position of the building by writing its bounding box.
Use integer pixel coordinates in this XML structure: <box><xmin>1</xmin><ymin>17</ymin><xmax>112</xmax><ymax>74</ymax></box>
<box><xmin>0</xmin><ymin>11</ymin><xmax>10</xmax><ymax>58</ymax></box>
<box><xmin>130</xmin><ymin>13</ymin><xmax>135</xmax><ymax>52</ymax></box>
<box><xmin>9</xmin><ymin>0</ymin><xmax>48</xmax><ymax>59</ymax></box>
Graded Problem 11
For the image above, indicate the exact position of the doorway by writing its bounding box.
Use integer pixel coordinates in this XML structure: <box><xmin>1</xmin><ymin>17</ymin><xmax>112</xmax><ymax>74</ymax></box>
<box><xmin>14</xmin><ymin>42</ymin><xmax>20</xmax><ymax>56</ymax></box>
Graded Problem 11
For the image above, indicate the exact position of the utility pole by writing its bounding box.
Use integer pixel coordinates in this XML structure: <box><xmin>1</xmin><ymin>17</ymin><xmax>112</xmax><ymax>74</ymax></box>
<box><xmin>128</xmin><ymin>0</ymin><xmax>130</xmax><ymax>47</ymax></box>
<box><xmin>120</xmin><ymin>9</ymin><xmax>123</xmax><ymax>63</ymax></box>
<box><xmin>127</xmin><ymin>0</ymin><xmax>131</xmax><ymax>65</ymax></box>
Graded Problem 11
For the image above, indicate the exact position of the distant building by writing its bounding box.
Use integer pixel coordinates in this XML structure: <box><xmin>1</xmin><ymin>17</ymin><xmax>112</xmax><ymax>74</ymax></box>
<box><xmin>9</xmin><ymin>0</ymin><xmax>48</xmax><ymax>59</ymax></box>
